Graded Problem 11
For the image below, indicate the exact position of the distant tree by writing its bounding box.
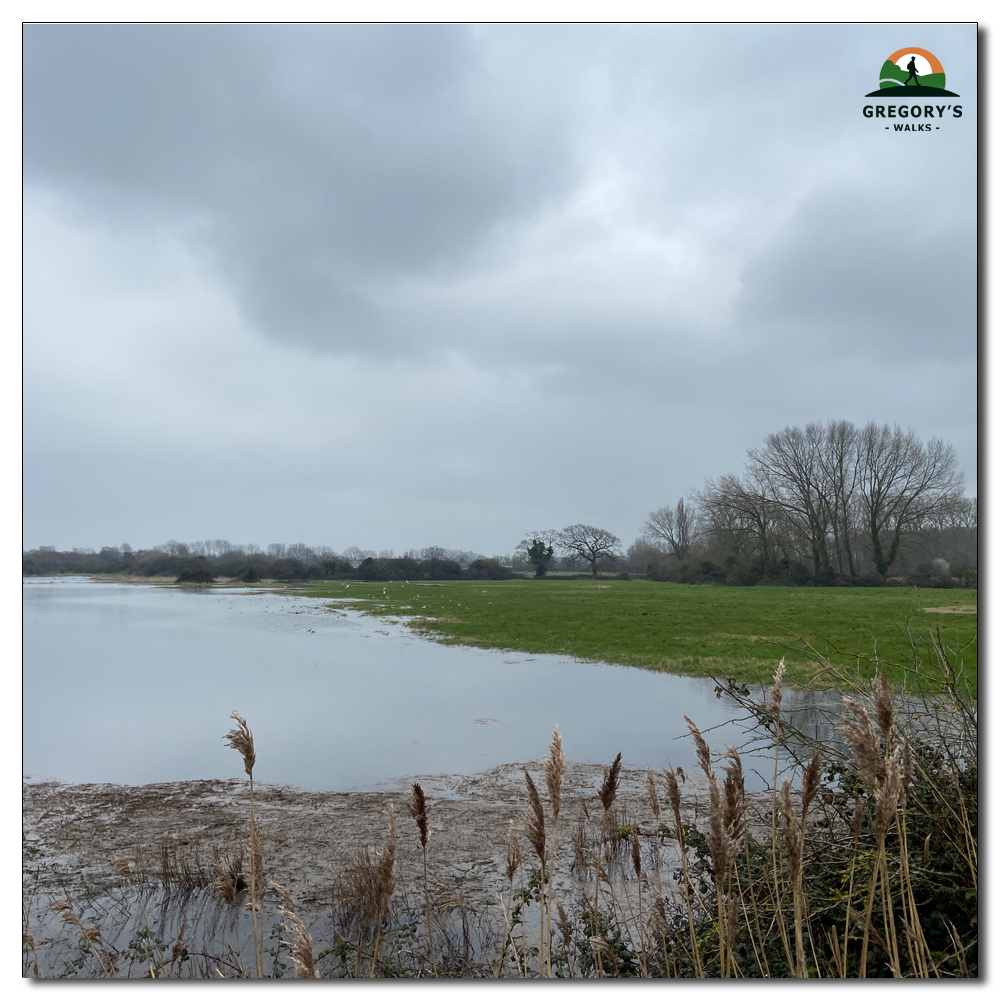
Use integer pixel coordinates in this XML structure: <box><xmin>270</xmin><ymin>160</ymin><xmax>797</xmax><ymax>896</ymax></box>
<box><xmin>176</xmin><ymin>558</ymin><xmax>215</xmax><ymax>584</ymax></box>
<box><xmin>341</xmin><ymin>546</ymin><xmax>372</xmax><ymax>568</ymax></box>
<box><xmin>557</xmin><ymin>524</ymin><xmax>622</xmax><ymax>578</ymax></box>
<box><xmin>856</xmin><ymin>423</ymin><xmax>965</xmax><ymax>577</ymax></box>
<box><xmin>527</xmin><ymin>539</ymin><xmax>554</xmax><ymax>577</ymax></box>
<box><xmin>643</xmin><ymin>499</ymin><xmax>695</xmax><ymax>562</ymax></box>
<box><xmin>515</xmin><ymin>530</ymin><xmax>559</xmax><ymax>574</ymax></box>
<box><xmin>465</xmin><ymin>558</ymin><xmax>514</xmax><ymax>580</ymax></box>
<box><xmin>624</xmin><ymin>538</ymin><xmax>668</xmax><ymax>575</ymax></box>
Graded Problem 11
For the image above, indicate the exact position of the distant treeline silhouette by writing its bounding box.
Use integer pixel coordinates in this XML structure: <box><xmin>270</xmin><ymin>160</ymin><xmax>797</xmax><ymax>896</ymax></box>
<box><xmin>21</xmin><ymin>543</ymin><xmax>515</xmax><ymax>584</ymax></box>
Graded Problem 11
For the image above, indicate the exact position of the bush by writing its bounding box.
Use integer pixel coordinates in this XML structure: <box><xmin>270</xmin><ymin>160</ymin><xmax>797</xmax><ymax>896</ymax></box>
<box><xmin>465</xmin><ymin>559</ymin><xmax>514</xmax><ymax>580</ymax></box>
<box><xmin>950</xmin><ymin>564</ymin><xmax>978</xmax><ymax>589</ymax></box>
<box><xmin>175</xmin><ymin>559</ymin><xmax>215</xmax><ymax>584</ymax></box>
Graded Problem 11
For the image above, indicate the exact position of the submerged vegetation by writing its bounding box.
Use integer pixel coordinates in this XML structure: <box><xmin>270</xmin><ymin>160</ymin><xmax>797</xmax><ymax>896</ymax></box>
<box><xmin>24</xmin><ymin>642</ymin><xmax>977</xmax><ymax>978</ymax></box>
<box><xmin>306</xmin><ymin>578</ymin><xmax>977</xmax><ymax>696</ymax></box>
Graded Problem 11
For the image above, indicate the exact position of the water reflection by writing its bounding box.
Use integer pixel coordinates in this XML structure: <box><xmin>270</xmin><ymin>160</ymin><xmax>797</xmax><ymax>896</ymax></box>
<box><xmin>23</xmin><ymin>578</ymin><xmax>844</xmax><ymax>792</ymax></box>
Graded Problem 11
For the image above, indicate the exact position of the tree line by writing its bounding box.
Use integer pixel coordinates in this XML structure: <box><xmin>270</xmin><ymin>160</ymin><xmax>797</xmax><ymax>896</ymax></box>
<box><xmin>21</xmin><ymin>543</ymin><xmax>516</xmax><ymax>584</ymax></box>
<box><xmin>637</xmin><ymin>419</ymin><xmax>976</xmax><ymax>586</ymax></box>
<box><xmin>520</xmin><ymin>420</ymin><xmax>976</xmax><ymax>587</ymax></box>
<box><xmin>23</xmin><ymin>420</ymin><xmax>976</xmax><ymax>588</ymax></box>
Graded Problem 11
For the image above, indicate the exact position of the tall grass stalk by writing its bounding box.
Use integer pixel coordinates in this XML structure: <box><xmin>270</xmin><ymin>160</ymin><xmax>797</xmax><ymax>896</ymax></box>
<box><xmin>662</xmin><ymin>765</ymin><xmax>703</xmax><ymax>976</ymax></box>
<box><xmin>543</xmin><ymin>728</ymin><xmax>565</xmax><ymax>978</ymax></box>
<box><xmin>223</xmin><ymin>711</ymin><xmax>263</xmax><ymax>979</ymax></box>
<box><xmin>591</xmin><ymin>752</ymin><xmax>622</xmax><ymax>977</ymax></box>
<box><xmin>406</xmin><ymin>782</ymin><xmax>437</xmax><ymax>977</ymax></box>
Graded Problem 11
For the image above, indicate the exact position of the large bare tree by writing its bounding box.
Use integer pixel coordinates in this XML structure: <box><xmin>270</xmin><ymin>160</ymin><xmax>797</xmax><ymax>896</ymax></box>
<box><xmin>856</xmin><ymin>423</ymin><xmax>965</xmax><ymax>577</ymax></box>
<box><xmin>747</xmin><ymin>424</ymin><xmax>834</xmax><ymax>576</ymax></box>
<box><xmin>816</xmin><ymin>420</ymin><xmax>861</xmax><ymax>576</ymax></box>
<box><xmin>643</xmin><ymin>499</ymin><xmax>695</xmax><ymax>561</ymax></box>
<box><xmin>557</xmin><ymin>524</ymin><xmax>622</xmax><ymax>578</ymax></box>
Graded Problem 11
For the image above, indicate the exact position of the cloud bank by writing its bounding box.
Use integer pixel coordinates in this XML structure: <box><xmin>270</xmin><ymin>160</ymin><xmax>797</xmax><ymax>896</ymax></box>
<box><xmin>23</xmin><ymin>23</ymin><xmax>977</xmax><ymax>552</ymax></box>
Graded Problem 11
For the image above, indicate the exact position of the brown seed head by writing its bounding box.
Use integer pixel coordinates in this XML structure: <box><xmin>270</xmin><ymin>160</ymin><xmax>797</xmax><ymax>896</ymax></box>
<box><xmin>598</xmin><ymin>752</ymin><xmax>623</xmax><ymax>813</ymax></box>
<box><xmin>646</xmin><ymin>770</ymin><xmax>660</xmax><ymax>819</ymax></box>
<box><xmin>505</xmin><ymin>820</ymin><xmax>523</xmax><ymax>882</ymax></box>
<box><xmin>902</xmin><ymin>739</ymin><xmax>913</xmax><ymax>798</ymax></box>
<box><xmin>684</xmin><ymin>716</ymin><xmax>713</xmax><ymax>779</ymax></box>
<box><xmin>407</xmin><ymin>782</ymin><xmax>429</xmax><ymax>850</ymax></box>
<box><xmin>874</xmin><ymin>752</ymin><xmax>902</xmax><ymax>839</ymax></box>
<box><xmin>522</xmin><ymin>770</ymin><xmax>546</xmax><ymax>862</ymax></box>
<box><xmin>50</xmin><ymin>899</ymin><xmax>78</xmax><ymax>925</ymax></box>
<box><xmin>662</xmin><ymin>767</ymin><xmax>682</xmax><ymax>818</ymax></box>
<box><xmin>224</xmin><ymin>711</ymin><xmax>256</xmax><ymax>778</ymax></box>
<box><xmin>544</xmin><ymin>728</ymin><xmax>566</xmax><ymax>823</ymax></box>
<box><xmin>707</xmin><ymin>774</ymin><xmax>730</xmax><ymax>871</ymax></box>
<box><xmin>630</xmin><ymin>828</ymin><xmax>642</xmax><ymax>879</ymax></box>
<box><xmin>800</xmin><ymin>750</ymin><xmax>823</xmax><ymax>820</ymax></box>
<box><xmin>274</xmin><ymin>884</ymin><xmax>320</xmax><ymax>978</ymax></box>
<box><xmin>873</xmin><ymin>673</ymin><xmax>895</xmax><ymax>738</ymax></box>
<box><xmin>555</xmin><ymin>902</ymin><xmax>573</xmax><ymax>948</ymax></box>
<box><xmin>840</xmin><ymin>697</ymin><xmax>883</xmax><ymax>791</ymax></box>
<box><xmin>170</xmin><ymin>923</ymin><xmax>189</xmax><ymax>966</ymax></box>
<box><xmin>590</xmin><ymin>936</ymin><xmax>617</xmax><ymax>969</ymax></box>
<box><xmin>112</xmin><ymin>855</ymin><xmax>133</xmax><ymax>886</ymax></box>
<box><xmin>650</xmin><ymin>897</ymin><xmax>670</xmax><ymax>936</ymax></box>
<box><xmin>781</xmin><ymin>780</ymin><xmax>801</xmax><ymax>880</ymax></box>
<box><xmin>770</xmin><ymin>658</ymin><xmax>786</xmax><ymax>712</ymax></box>
<box><xmin>722</xmin><ymin>748</ymin><xmax>747</xmax><ymax>850</ymax></box>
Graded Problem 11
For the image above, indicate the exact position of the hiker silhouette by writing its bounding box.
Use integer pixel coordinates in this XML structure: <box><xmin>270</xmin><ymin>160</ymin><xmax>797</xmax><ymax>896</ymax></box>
<box><xmin>903</xmin><ymin>56</ymin><xmax>920</xmax><ymax>86</ymax></box>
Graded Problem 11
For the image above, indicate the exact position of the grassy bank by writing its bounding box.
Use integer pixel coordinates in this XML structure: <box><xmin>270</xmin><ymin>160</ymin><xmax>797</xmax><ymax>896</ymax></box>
<box><xmin>303</xmin><ymin>579</ymin><xmax>977</xmax><ymax>695</ymax></box>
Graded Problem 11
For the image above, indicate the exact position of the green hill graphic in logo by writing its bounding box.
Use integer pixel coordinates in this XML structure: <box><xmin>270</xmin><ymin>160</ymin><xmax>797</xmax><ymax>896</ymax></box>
<box><xmin>865</xmin><ymin>47</ymin><xmax>959</xmax><ymax>97</ymax></box>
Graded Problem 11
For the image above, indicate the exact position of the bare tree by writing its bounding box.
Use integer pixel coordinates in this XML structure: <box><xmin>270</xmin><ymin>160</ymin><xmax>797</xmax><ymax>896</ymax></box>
<box><xmin>697</xmin><ymin>473</ymin><xmax>787</xmax><ymax>569</ymax></box>
<box><xmin>625</xmin><ymin>537</ymin><xmax>668</xmax><ymax>574</ymax></box>
<box><xmin>857</xmin><ymin>423</ymin><xmax>965</xmax><ymax>577</ymax></box>
<box><xmin>816</xmin><ymin>420</ymin><xmax>861</xmax><ymax>576</ymax></box>
<box><xmin>747</xmin><ymin>424</ymin><xmax>833</xmax><ymax>576</ymax></box>
<box><xmin>557</xmin><ymin>525</ymin><xmax>622</xmax><ymax>578</ymax></box>
<box><xmin>341</xmin><ymin>546</ymin><xmax>374</xmax><ymax>567</ymax></box>
<box><xmin>643</xmin><ymin>499</ymin><xmax>695</xmax><ymax>562</ymax></box>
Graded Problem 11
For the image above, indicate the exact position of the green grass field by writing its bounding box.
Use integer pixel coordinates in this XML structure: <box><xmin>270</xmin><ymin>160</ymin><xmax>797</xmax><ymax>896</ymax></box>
<box><xmin>303</xmin><ymin>578</ymin><xmax>977</xmax><ymax>695</ymax></box>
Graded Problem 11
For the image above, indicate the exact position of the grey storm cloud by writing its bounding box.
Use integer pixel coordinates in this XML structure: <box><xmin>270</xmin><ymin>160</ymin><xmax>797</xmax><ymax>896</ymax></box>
<box><xmin>22</xmin><ymin>23</ymin><xmax>978</xmax><ymax>552</ymax></box>
<box><xmin>24</xmin><ymin>24</ymin><xmax>583</xmax><ymax>351</ymax></box>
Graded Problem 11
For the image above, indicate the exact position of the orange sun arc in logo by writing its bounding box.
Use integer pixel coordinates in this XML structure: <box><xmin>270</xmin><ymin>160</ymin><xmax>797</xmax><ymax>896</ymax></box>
<box><xmin>886</xmin><ymin>47</ymin><xmax>944</xmax><ymax>75</ymax></box>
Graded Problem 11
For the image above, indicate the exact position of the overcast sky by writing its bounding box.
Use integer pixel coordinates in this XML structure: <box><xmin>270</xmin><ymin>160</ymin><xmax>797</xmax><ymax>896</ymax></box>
<box><xmin>22</xmin><ymin>23</ymin><xmax>977</xmax><ymax>555</ymax></box>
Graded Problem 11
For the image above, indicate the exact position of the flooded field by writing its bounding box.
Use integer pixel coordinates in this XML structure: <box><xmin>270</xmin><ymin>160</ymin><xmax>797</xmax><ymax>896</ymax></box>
<box><xmin>23</xmin><ymin>577</ymin><xmax>842</xmax><ymax>791</ymax></box>
<box><xmin>23</xmin><ymin>578</ymin><xmax>969</xmax><ymax>979</ymax></box>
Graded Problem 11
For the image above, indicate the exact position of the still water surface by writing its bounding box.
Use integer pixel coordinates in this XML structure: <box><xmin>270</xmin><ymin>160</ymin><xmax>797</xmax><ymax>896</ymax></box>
<box><xmin>23</xmin><ymin>578</ymin><xmax>841</xmax><ymax>791</ymax></box>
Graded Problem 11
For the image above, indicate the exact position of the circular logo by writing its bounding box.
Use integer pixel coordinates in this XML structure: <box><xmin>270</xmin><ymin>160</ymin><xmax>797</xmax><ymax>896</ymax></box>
<box><xmin>867</xmin><ymin>48</ymin><xmax>959</xmax><ymax>97</ymax></box>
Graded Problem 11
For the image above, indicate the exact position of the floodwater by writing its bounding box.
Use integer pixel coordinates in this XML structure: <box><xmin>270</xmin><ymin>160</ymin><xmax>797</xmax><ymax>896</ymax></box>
<box><xmin>23</xmin><ymin>577</ymin><xmax>843</xmax><ymax>792</ymax></box>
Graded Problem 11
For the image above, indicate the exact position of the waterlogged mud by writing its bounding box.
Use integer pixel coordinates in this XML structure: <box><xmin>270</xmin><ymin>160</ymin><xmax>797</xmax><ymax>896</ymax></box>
<box><xmin>24</xmin><ymin>762</ymin><xmax>799</xmax><ymax>977</ymax></box>
<box><xmin>24</xmin><ymin>762</ymin><xmax>723</xmax><ymax>909</ymax></box>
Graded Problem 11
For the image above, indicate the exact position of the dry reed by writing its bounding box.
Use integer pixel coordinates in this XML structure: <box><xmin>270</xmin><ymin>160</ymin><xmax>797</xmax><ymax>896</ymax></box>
<box><xmin>223</xmin><ymin>710</ymin><xmax>263</xmax><ymax>978</ymax></box>
<box><xmin>406</xmin><ymin>781</ymin><xmax>437</xmax><ymax>977</ymax></box>
<box><xmin>274</xmin><ymin>884</ymin><xmax>320</xmax><ymax>978</ymax></box>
